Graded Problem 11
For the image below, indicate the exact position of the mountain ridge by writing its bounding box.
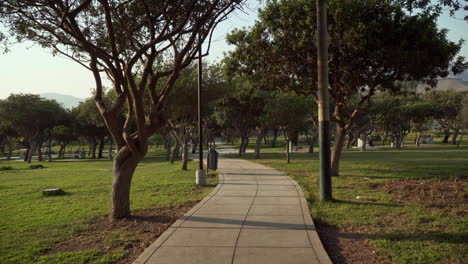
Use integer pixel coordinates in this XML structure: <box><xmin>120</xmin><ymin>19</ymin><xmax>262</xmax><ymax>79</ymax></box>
<box><xmin>39</xmin><ymin>93</ymin><xmax>84</xmax><ymax>109</ymax></box>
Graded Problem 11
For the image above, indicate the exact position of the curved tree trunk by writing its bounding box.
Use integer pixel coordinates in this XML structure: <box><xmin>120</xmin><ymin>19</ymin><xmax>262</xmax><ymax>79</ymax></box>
<box><xmin>254</xmin><ymin>129</ymin><xmax>265</xmax><ymax>159</ymax></box>
<box><xmin>170</xmin><ymin>143</ymin><xmax>180</xmax><ymax>164</ymax></box>
<box><xmin>24</xmin><ymin>148</ymin><xmax>30</xmax><ymax>162</ymax></box>
<box><xmin>345</xmin><ymin>134</ymin><xmax>353</xmax><ymax>149</ymax></box>
<box><xmin>331</xmin><ymin>125</ymin><xmax>346</xmax><ymax>176</ymax></box>
<box><xmin>442</xmin><ymin>129</ymin><xmax>450</xmax><ymax>143</ymax></box>
<box><xmin>111</xmin><ymin>146</ymin><xmax>145</xmax><ymax>219</ymax></box>
<box><xmin>452</xmin><ymin>128</ymin><xmax>460</xmax><ymax>145</ymax></box>
<box><xmin>456</xmin><ymin>129</ymin><xmax>464</xmax><ymax>148</ymax></box>
<box><xmin>415</xmin><ymin>132</ymin><xmax>422</xmax><ymax>147</ymax></box>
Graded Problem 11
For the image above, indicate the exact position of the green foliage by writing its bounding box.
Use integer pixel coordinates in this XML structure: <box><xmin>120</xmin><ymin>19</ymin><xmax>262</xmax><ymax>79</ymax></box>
<box><xmin>265</xmin><ymin>93</ymin><xmax>315</xmax><ymax>138</ymax></box>
<box><xmin>424</xmin><ymin>89</ymin><xmax>466</xmax><ymax>130</ymax></box>
<box><xmin>0</xmin><ymin>94</ymin><xmax>66</xmax><ymax>139</ymax></box>
<box><xmin>0</xmin><ymin>158</ymin><xmax>216</xmax><ymax>264</ymax></box>
<box><xmin>225</xmin><ymin>0</ymin><xmax>464</xmax><ymax>97</ymax></box>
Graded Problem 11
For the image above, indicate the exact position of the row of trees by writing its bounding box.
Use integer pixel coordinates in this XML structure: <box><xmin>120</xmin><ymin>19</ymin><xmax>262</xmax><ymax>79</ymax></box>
<box><xmin>1</xmin><ymin>0</ymin><xmax>466</xmax><ymax>220</ymax></box>
<box><xmin>223</xmin><ymin>0</ymin><xmax>467</xmax><ymax>175</ymax></box>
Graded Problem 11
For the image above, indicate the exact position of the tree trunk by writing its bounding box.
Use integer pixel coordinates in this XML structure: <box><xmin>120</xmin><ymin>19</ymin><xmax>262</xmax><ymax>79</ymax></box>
<box><xmin>181</xmin><ymin>139</ymin><xmax>189</xmax><ymax>170</ymax></box>
<box><xmin>165</xmin><ymin>142</ymin><xmax>171</xmax><ymax>161</ymax></box>
<box><xmin>360</xmin><ymin>135</ymin><xmax>367</xmax><ymax>151</ymax></box>
<box><xmin>308</xmin><ymin>134</ymin><xmax>318</xmax><ymax>153</ymax></box>
<box><xmin>37</xmin><ymin>143</ymin><xmax>43</xmax><ymax>161</ymax></box>
<box><xmin>7</xmin><ymin>142</ymin><xmax>12</xmax><ymax>160</ymax></box>
<box><xmin>452</xmin><ymin>128</ymin><xmax>460</xmax><ymax>145</ymax></box>
<box><xmin>91</xmin><ymin>138</ymin><xmax>97</xmax><ymax>159</ymax></box>
<box><xmin>442</xmin><ymin>129</ymin><xmax>450</xmax><ymax>143</ymax></box>
<box><xmin>111</xmin><ymin>147</ymin><xmax>145</xmax><ymax>219</ymax></box>
<box><xmin>415</xmin><ymin>132</ymin><xmax>422</xmax><ymax>147</ymax></box>
<box><xmin>242</xmin><ymin>137</ymin><xmax>249</xmax><ymax>154</ymax></box>
<box><xmin>24</xmin><ymin>148</ymin><xmax>30</xmax><ymax>162</ymax></box>
<box><xmin>254</xmin><ymin>129</ymin><xmax>264</xmax><ymax>159</ymax></box>
<box><xmin>271</xmin><ymin>129</ymin><xmax>278</xmax><ymax>147</ymax></box>
<box><xmin>27</xmin><ymin>141</ymin><xmax>36</xmax><ymax>163</ymax></box>
<box><xmin>98</xmin><ymin>137</ymin><xmax>105</xmax><ymax>158</ymax></box>
<box><xmin>170</xmin><ymin>143</ymin><xmax>180</xmax><ymax>164</ymax></box>
<box><xmin>457</xmin><ymin>129</ymin><xmax>464</xmax><ymax>148</ymax></box>
<box><xmin>346</xmin><ymin>134</ymin><xmax>353</xmax><ymax>149</ymax></box>
<box><xmin>394</xmin><ymin>134</ymin><xmax>403</xmax><ymax>149</ymax></box>
<box><xmin>191</xmin><ymin>139</ymin><xmax>198</xmax><ymax>154</ymax></box>
<box><xmin>286</xmin><ymin>140</ymin><xmax>290</xmax><ymax>163</ymax></box>
<box><xmin>238</xmin><ymin>137</ymin><xmax>245</xmax><ymax>157</ymax></box>
<box><xmin>381</xmin><ymin>133</ymin><xmax>388</xmax><ymax>146</ymax></box>
<box><xmin>331</xmin><ymin>125</ymin><xmax>346</xmax><ymax>176</ymax></box>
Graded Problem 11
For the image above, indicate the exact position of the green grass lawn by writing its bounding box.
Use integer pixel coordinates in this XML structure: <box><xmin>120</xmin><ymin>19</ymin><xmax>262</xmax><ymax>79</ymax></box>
<box><xmin>234</xmin><ymin>144</ymin><xmax>468</xmax><ymax>264</ymax></box>
<box><xmin>0</xmin><ymin>158</ymin><xmax>216</xmax><ymax>264</ymax></box>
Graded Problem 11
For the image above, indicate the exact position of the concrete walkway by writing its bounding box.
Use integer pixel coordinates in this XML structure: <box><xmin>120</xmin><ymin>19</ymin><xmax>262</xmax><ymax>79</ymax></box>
<box><xmin>133</xmin><ymin>158</ymin><xmax>331</xmax><ymax>264</ymax></box>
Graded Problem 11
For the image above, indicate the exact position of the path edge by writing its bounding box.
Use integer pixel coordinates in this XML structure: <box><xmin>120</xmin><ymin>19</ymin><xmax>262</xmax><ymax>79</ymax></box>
<box><xmin>132</xmin><ymin>169</ymin><xmax>225</xmax><ymax>264</ymax></box>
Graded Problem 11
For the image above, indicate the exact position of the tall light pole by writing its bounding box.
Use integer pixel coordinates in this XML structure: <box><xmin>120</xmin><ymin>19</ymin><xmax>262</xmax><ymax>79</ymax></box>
<box><xmin>317</xmin><ymin>0</ymin><xmax>332</xmax><ymax>201</ymax></box>
<box><xmin>196</xmin><ymin>33</ymin><xmax>206</xmax><ymax>186</ymax></box>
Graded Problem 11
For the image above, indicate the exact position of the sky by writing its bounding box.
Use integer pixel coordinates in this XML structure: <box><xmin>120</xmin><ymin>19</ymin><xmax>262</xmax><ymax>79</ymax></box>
<box><xmin>0</xmin><ymin>1</ymin><xmax>466</xmax><ymax>100</ymax></box>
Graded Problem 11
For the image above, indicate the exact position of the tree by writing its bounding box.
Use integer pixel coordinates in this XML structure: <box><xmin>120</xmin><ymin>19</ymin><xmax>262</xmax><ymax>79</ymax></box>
<box><xmin>74</xmin><ymin>97</ymin><xmax>111</xmax><ymax>159</ymax></box>
<box><xmin>265</xmin><ymin>93</ymin><xmax>314</xmax><ymax>163</ymax></box>
<box><xmin>213</xmin><ymin>82</ymin><xmax>265</xmax><ymax>157</ymax></box>
<box><xmin>425</xmin><ymin>90</ymin><xmax>466</xmax><ymax>145</ymax></box>
<box><xmin>406</xmin><ymin>100</ymin><xmax>443</xmax><ymax>146</ymax></box>
<box><xmin>0</xmin><ymin>94</ymin><xmax>66</xmax><ymax>163</ymax></box>
<box><xmin>372</xmin><ymin>92</ymin><xmax>412</xmax><ymax>149</ymax></box>
<box><xmin>224</xmin><ymin>0</ymin><xmax>465</xmax><ymax>175</ymax></box>
<box><xmin>51</xmin><ymin>124</ymin><xmax>76</xmax><ymax>159</ymax></box>
<box><xmin>0</xmin><ymin>1</ymin><xmax>243</xmax><ymax>219</ymax></box>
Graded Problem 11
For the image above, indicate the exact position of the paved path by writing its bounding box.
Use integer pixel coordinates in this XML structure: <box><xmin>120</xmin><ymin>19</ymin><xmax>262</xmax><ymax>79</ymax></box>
<box><xmin>133</xmin><ymin>158</ymin><xmax>331</xmax><ymax>264</ymax></box>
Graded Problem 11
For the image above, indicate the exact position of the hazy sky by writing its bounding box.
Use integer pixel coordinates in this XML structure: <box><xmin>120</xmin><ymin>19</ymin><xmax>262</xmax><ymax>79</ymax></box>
<box><xmin>0</xmin><ymin>2</ymin><xmax>466</xmax><ymax>100</ymax></box>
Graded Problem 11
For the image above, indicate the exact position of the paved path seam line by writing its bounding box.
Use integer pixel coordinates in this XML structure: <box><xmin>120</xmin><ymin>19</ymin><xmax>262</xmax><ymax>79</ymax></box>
<box><xmin>230</xmin><ymin>165</ymin><xmax>259</xmax><ymax>264</ymax></box>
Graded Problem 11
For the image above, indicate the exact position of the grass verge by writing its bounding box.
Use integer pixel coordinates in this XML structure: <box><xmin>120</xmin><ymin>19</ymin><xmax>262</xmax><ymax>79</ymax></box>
<box><xmin>0</xmin><ymin>158</ymin><xmax>216</xmax><ymax>264</ymax></box>
<box><xmin>234</xmin><ymin>145</ymin><xmax>468</xmax><ymax>264</ymax></box>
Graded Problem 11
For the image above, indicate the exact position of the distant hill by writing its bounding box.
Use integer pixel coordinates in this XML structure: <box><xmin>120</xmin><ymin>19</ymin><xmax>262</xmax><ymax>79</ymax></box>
<box><xmin>417</xmin><ymin>78</ymin><xmax>468</xmax><ymax>93</ymax></box>
<box><xmin>40</xmin><ymin>93</ymin><xmax>84</xmax><ymax>109</ymax></box>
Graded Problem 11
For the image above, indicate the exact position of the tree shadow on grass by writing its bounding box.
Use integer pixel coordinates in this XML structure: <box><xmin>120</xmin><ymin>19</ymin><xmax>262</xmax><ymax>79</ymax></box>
<box><xmin>333</xmin><ymin>199</ymin><xmax>402</xmax><ymax>208</ymax></box>
<box><xmin>368</xmin><ymin>231</ymin><xmax>468</xmax><ymax>244</ymax></box>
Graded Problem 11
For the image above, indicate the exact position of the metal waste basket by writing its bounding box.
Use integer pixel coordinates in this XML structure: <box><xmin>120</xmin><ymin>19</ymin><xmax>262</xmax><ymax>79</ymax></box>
<box><xmin>207</xmin><ymin>149</ymin><xmax>218</xmax><ymax>170</ymax></box>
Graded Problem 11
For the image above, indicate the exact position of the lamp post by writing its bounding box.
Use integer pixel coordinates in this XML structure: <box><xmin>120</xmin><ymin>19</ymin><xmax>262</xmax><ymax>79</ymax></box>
<box><xmin>317</xmin><ymin>0</ymin><xmax>332</xmax><ymax>201</ymax></box>
<box><xmin>196</xmin><ymin>33</ymin><xmax>206</xmax><ymax>186</ymax></box>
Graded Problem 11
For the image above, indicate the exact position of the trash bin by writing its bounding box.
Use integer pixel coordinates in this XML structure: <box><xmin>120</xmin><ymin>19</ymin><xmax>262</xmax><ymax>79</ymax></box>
<box><xmin>207</xmin><ymin>149</ymin><xmax>218</xmax><ymax>170</ymax></box>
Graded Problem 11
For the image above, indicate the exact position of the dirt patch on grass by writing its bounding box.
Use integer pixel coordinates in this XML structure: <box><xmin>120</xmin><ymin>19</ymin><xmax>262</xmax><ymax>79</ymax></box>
<box><xmin>382</xmin><ymin>177</ymin><xmax>467</xmax><ymax>215</ymax></box>
<box><xmin>46</xmin><ymin>202</ymin><xmax>197</xmax><ymax>264</ymax></box>
<box><xmin>316</xmin><ymin>224</ymin><xmax>391</xmax><ymax>264</ymax></box>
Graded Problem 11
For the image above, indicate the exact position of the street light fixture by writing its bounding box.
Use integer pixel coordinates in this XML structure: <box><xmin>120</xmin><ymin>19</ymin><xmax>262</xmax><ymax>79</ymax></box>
<box><xmin>196</xmin><ymin>33</ymin><xmax>206</xmax><ymax>186</ymax></box>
